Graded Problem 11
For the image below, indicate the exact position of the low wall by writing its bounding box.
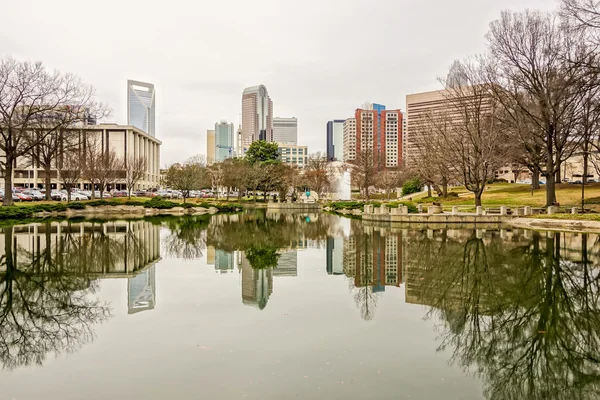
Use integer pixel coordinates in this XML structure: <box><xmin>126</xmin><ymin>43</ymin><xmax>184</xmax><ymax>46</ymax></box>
<box><xmin>267</xmin><ymin>202</ymin><xmax>321</xmax><ymax>211</ymax></box>
<box><xmin>362</xmin><ymin>213</ymin><xmax>508</xmax><ymax>224</ymax></box>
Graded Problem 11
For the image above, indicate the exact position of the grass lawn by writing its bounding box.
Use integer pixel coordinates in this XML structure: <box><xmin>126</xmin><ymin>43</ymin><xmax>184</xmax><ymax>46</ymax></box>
<box><xmin>415</xmin><ymin>183</ymin><xmax>600</xmax><ymax>208</ymax></box>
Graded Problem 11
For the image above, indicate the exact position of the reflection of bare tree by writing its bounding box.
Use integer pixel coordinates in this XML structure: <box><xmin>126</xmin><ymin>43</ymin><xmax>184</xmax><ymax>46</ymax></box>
<box><xmin>162</xmin><ymin>216</ymin><xmax>210</xmax><ymax>260</ymax></box>
<box><xmin>349</xmin><ymin>224</ymin><xmax>380</xmax><ymax>321</ymax></box>
<box><xmin>0</xmin><ymin>225</ymin><xmax>111</xmax><ymax>370</ymax></box>
<box><xmin>408</xmin><ymin>229</ymin><xmax>600</xmax><ymax>400</ymax></box>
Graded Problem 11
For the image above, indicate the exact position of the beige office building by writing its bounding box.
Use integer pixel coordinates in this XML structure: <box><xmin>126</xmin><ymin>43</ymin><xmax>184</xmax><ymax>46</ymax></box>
<box><xmin>8</xmin><ymin>124</ymin><xmax>161</xmax><ymax>190</ymax></box>
<box><xmin>278</xmin><ymin>143</ymin><xmax>308</xmax><ymax>168</ymax></box>
<box><xmin>206</xmin><ymin>129</ymin><xmax>215</xmax><ymax>165</ymax></box>
<box><xmin>343</xmin><ymin>118</ymin><xmax>357</xmax><ymax>162</ymax></box>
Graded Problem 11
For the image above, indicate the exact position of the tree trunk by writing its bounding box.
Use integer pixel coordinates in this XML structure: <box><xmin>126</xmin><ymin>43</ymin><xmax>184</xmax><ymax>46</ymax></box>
<box><xmin>226</xmin><ymin>186</ymin><xmax>230</xmax><ymax>201</ymax></box>
<box><xmin>475</xmin><ymin>191</ymin><xmax>482</xmax><ymax>207</ymax></box>
<box><xmin>3</xmin><ymin>160</ymin><xmax>14</xmax><ymax>206</ymax></box>
<box><xmin>427</xmin><ymin>184</ymin><xmax>432</xmax><ymax>198</ymax></box>
<box><xmin>545</xmin><ymin>126</ymin><xmax>557</xmax><ymax>206</ymax></box>
<box><xmin>442</xmin><ymin>177</ymin><xmax>448</xmax><ymax>197</ymax></box>
<box><xmin>531</xmin><ymin>167</ymin><xmax>540</xmax><ymax>190</ymax></box>
<box><xmin>582</xmin><ymin>147</ymin><xmax>589</xmax><ymax>212</ymax></box>
<box><xmin>555</xmin><ymin>161</ymin><xmax>561</xmax><ymax>183</ymax></box>
<box><xmin>44</xmin><ymin>167</ymin><xmax>52</xmax><ymax>201</ymax></box>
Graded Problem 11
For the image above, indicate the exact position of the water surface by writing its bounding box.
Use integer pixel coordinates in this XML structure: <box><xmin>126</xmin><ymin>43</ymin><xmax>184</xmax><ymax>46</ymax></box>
<box><xmin>0</xmin><ymin>211</ymin><xmax>599</xmax><ymax>400</ymax></box>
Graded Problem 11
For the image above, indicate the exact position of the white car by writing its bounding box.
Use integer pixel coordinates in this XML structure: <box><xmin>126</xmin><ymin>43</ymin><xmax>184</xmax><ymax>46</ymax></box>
<box><xmin>61</xmin><ymin>192</ymin><xmax>89</xmax><ymax>201</ymax></box>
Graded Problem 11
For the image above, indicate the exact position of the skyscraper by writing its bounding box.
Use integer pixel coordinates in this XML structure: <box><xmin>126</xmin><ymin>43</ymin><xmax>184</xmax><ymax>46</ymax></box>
<box><xmin>241</xmin><ymin>85</ymin><xmax>273</xmax><ymax>153</ymax></box>
<box><xmin>327</xmin><ymin>120</ymin><xmax>345</xmax><ymax>161</ymax></box>
<box><xmin>273</xmin><ymin>117</ymin><xmax>297</xmax><ymax>144</ymax></box>
<box><xmin>127</xmin><ymin>80</ymin><xmax>156</xmax><ymax>137</ymax></box>
<box><xmin>354</xmin><ymin>104</ymin><xmax>403</xmax><ymax>169</ymax></box>
<box><xmin>206</xmin><ymin>129</ymin><xmax>215</xmax><ymax>165</ymax></box>
<box><xmin>214</xmin><ymin>121</ymin><xmax>235</xmax><ymax>162</ymax></box>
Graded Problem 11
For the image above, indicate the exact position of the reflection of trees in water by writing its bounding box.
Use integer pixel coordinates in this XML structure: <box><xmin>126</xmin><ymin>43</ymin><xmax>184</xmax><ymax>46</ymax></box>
<box><xmin>348</xmin><ymin>221</ymin><xmax>380</xmax><ymax>321</ymax></box>
<box><xmin>0</xmin><ymin>223</ymin><xmax>111</xmax><ymax>370</ymax></box>
<box><xmin>161</xmin><ymin>216</ymin><xmax>210</xmax><ymax>260</ymax></box>
<box><xmin>407</xmin><ymin>229</ymin><xmax>600</xmax><ymax>400</ymax></box>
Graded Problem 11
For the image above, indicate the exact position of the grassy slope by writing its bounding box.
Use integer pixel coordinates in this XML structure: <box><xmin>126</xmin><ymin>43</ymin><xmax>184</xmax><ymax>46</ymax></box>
<box><xmin>415</xmin><ymin>183</ymin><xmax>600</xmax><ymax>208</ymax></box>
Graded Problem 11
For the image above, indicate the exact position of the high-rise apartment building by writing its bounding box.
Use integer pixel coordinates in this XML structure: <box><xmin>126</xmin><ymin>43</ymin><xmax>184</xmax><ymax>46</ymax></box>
<box><xmin>343</xmin><ymin>118</ymin><xmax>357</xmax><ymax>162</ymax></box>
<box><xmin>241</xmin><ymin>85</ymin><xmax>273</xmax><ymax>153</ymax></box>
<box><xmin>273</xmin><ymin>117</ymin><xmax>297</xmax><ymax>144</ymax></box>
<box><xmin>206</xmin><ymin>129</ymin><xmax>215</xmax><ymax>165</ymax></box>
<box><xmin>327</xmin><ymin>120</ymin><xmax>345</xmax><ymax>162</ymax></box>
<box><xmin>127</xmin><ymin>80</ymin><xmax>155</xmax><ymax>137</ymax></box>
<box><xmin>214</xmin><ymin>121</ymin><xmax>235</xmax><ymax>162</ymax></box>
<box><xmin>354</xmin><ymin>105</ymin><xmax>403</xmax><ymax>169</ymax></box>
<box><xmin>401</xmin><ymin>111</ymin><xmax>407</xmax><ymax>165</ymax></box>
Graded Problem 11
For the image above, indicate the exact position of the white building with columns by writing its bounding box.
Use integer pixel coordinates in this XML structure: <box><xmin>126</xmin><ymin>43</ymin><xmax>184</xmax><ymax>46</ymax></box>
<box><xmin>8</xmin><ymin>123</ymin><xmax>161</xmax><ymax>190</ymax></box>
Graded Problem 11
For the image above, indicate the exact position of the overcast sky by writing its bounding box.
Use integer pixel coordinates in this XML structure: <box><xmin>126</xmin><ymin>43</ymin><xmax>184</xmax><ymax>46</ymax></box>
<box><xmin>2</xmin><ymin>0</ymin><xmax>557</xmax><ymax>165</ymax></box>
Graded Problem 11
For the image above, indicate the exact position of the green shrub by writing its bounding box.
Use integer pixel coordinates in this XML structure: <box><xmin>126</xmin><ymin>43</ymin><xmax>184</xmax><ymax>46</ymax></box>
<box><xmin>402</xmin><ymin>178</ymin><xmax>423</xmax><ymax>196</ymax></box>
<box><xmin>387</xmin><ymin>201</ymin><xmax>418</xmax><ymax>213</ymax></box>
<box><xmin>67</xmin><ymin>202</ymin><xmax>86</xmax><ymax>210</ymax></box>
<box><xmin>327</xmin><ymin>201</ymin><xmax>364</xmax><ymax>211</ymax></box>
<box><xmin>446</xmin><ymin>192</ymin><xmax>459</xmax><ymax>197</ymax></box>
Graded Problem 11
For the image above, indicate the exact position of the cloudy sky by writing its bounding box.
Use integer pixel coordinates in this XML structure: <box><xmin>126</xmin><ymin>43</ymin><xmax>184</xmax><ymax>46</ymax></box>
<box><xmin>2</xmin><ymin>0</ymin><xmax>557</xmax><ymax>165</ymax></box>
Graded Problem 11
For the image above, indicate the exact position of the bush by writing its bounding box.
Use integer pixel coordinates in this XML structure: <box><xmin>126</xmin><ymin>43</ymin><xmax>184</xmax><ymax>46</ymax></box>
<box><xmin>327</xmin><ymin>201</ymin><xmax>364</xmax><ymax>211</ymax></box>
<box><xmin>66</xmin><ymin>202</ymin><xmax>86</xmax><ymax>209</ymax></box>
<box><xmin>387</xmin><ymin>201</ymin><xmax>418</xmax><ymax>213</ymax></box>
<box><xmin>402</xmin><ymin>178</ymin><xmax>422</xmax><ymax>196</ymax></box>
<box><xmin>446</xmin><ymin>192</ymin><xmax>459</xmax><ymax>197</ymax></box>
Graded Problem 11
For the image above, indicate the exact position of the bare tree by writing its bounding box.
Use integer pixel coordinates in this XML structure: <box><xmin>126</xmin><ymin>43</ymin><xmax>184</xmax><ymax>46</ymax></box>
<box><xmin>82</xmin><ymin>135</ymin><xmax>122</xmax><ymax>199</ymax></box>
<box><xmin>562</xmin><ymin>0</ymin><xmax>600</xmax><ymax>33</ymax></box>
<box><xmin>304</xmin><ymin>152</ymin><xmax>330</xmax><ymax>198</ymax></box>
<box><xmin>58</xmin><ymin>149</ymin><xmax>83</xmax><ymax>202</ymax></box>
<box><xmin>485</xmin><ymin>10</ymin><xmax>594</xmax><ymax>206</ymax></box>
<box><xmin>165</xmin><ymin>155</ymin><xmax>207</xmax><ymax>202</ymax></box>
<box><xmin>351</xmin><ymin>149</ymin><xmax>382</xmax><ymax>200</ymax></box>
<box><xmin>432</xmin><ymin>60</ymin><xmax>509</xmax><ymax>207</ymax></box>
<box><xmin>375</xmin><ymin>169</ymin><xmax>402</xmax><ymax>200</ymax></box>
<box><xmin>0</xmin><ymin>57</ymin><xmax>108</xmax><ymax>205</ymax></box>
<box><xmin>124</xmin><ymin>155</ymin><xmax>147</xmax><ymax>199</ymax></box>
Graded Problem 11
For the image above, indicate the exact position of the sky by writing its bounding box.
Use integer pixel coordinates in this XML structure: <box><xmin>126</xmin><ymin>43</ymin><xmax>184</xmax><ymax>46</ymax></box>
<box><xmin>1</xmin><ymin>0</ymin><xmax>558</xmax><ymax>166</ymax></box>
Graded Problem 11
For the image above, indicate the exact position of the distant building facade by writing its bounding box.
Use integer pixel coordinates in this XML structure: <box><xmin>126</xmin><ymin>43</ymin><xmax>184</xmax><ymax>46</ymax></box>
<box><xmin>278</xmin><ymin>144</ymin><xmax>308</xmax><ymax>168</ymax></box>
<box><xmin>8</xmin><ymin>124</ymin><xmax>161</xmax><ymax>190</ymax></box>
<box><xmin>355</xmin><ymin>105</ymin><xmax>403</xmax><ymax>169</ymax></box>
<box><xmin>326</xmin><ymin>120</ymin><xmax>345</xmax><ymax>162</ymax></box>
<box><xmin>273</xmin><ymin>117</ymin><xmax>298</xmax><ymax>144</ymax></box>
<box><xmin>214</xmin><ymin>121</ymin><xmax>235</xmax><ymax>162</ymax></box>
<box><xmin>206</xmin><ymin>129</ymin><xmax>215</xmax><ymax>165</ymax></box>
<box><xmin>127</xmin><ymin>80</ymin><xmax>156</xmax><ymax>137</ymax></box>
<box><xmin>343</xmin><ymin>118</ymin><xmax>357</xmax><ymax>162</ymax></box>
<box><xmin>241</xmin><ymin>85</ymin><xmax>273</xmax><ymax>153</ymax></box>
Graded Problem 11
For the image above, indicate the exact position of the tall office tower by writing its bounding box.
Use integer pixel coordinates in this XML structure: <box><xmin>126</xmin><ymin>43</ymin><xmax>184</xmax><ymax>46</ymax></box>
<box><xmin>326</xmin><ymin>120</ymin><xmax>345</xmax><ymax>162</ymax></box>
<box><xmin>241</xmin><ymin>85</ymin><xmax>273</xmax><ymax>153</ymax></box>
<box><xmin>214</xmin><ymin>120</ymin><xmax>235</xmax><ymax>162</ymax></box>
<box><xmin>273</xmin><ymin>117</ymin><xmax>298</xmax><ymax>144</ymax></box>
<box><xmin>343</xmin><ymin>118</ymin><xmax>357</xmax><ymax>162</ymax></box>
<box><xmin>206</xmin><ymin>129</ymin><xmax>215</xmax><ymax>165</ymax></box>
<box><xmin>127</xmin><ymin>80</ymin><xmax>156</xmax><ymax>137</ymax></box>
<box><xmin>354</xmin><ymin>104</ymin><xmax>403</xmax><ymax>169</ymax></box>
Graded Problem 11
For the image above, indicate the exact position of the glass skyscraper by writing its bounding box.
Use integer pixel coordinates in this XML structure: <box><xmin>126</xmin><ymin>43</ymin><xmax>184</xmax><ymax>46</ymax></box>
<box><xmin>214</xmin><ymin>121</ymin><xmax>235</xmax><ymax>162</ymax></box>
<box><xmin>127</xmin><ymin>80</ymin><xmax>156</xmax><ymax>137</ymax></box>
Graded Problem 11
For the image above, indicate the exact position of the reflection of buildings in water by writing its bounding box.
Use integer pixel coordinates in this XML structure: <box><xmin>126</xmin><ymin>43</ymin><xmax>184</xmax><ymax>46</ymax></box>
<box><xmin>128</xmin><ymin>265</ymin><xmax>156</xmax><ymax>314</ymax></box>
<box><xmin>0</xmin><ymin>221</ymin><xmax>162</xmax><ymax>313</ymax></box>
<box><xmin>343</xmin><ymin>228</ymin><xmax>403</xmax><ymax>291</ymax></box>
<box><xmin>215</xmin><ymin>249</ymin><xmax>236</xmax><ymax>273</ymax></box>
<box><xmin>206</xmin><ymin>246</ymin><xmax>216</xmax><ymax>267</ymax></box>
<box><xmin>241</xmin><ymin>256</ymin><xmax>273</xmax><ymax>310</ymax></box>
<box><xmin>273</xmin><ymin>250</ymin><xmax>297</xmax><ymax>277</ymax></box>
<box><xmin>326</xmin><ymin>237</ymin><xmax>344</xmax><ymax>275</ymax></box>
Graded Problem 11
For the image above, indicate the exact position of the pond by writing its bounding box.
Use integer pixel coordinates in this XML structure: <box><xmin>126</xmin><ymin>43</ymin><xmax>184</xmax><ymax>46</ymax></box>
<box><xmin>0</xmin><ymin>211</ymin><xmax>599</xmax><ymax>400</ymax></box>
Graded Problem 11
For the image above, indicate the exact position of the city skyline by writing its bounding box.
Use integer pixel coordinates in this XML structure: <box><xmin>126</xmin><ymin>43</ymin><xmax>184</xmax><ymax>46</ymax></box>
<box><xmin>0</xmin><ymin>0</ymin><xmax>556</xmax><ymax>165</ymax></box>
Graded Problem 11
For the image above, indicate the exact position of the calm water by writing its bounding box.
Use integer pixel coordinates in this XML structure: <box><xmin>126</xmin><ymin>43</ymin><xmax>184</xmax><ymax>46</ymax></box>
<box><xmin>0</xmin><ymin>211</ymin><xmax>599</xmax><ymax>400</ymax></box>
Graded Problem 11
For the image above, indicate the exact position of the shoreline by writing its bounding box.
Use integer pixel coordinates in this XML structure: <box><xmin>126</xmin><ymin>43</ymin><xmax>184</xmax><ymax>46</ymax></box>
<box><xmin>506</xmin><ymin>217</ymin><xmax>600</xmax><ymax>233</ymax></box>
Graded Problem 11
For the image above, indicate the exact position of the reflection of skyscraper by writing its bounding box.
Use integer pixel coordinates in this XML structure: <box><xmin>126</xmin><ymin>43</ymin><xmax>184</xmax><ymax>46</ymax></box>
<box><xmin>128</xmin><ymin>265</ymin><xmax>156</xmax><ymax>314</ymax></box>
<box><xmin>326</xmin><ymin>237</ymin><xmax>344</xmax><ymax>275</ymax></box>
<box><xmin>241</xmin><ymin>257</ymin><xmax>273</xmax><ymax>310</ymax></box>
<box><xmin>206</xmin><ymin>246</ymin><xmax>216</xmax><ymax>267</ymax></box>
<box><xmin>273</xmin><ymin>250</ymin><xmax>297</xmax><ymax>277</ymax></box>
<box><xmin>215</xmin><ymin>250</ymin><xmax>235</xmax><ymax>273</ymax></box>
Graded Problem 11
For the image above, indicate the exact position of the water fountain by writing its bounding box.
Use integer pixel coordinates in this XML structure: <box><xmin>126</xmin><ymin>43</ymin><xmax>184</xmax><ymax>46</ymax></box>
<box><xmin>329</xmin><ymin>161</ymin><xmax>351</xmax><ymax>200</ymax></box>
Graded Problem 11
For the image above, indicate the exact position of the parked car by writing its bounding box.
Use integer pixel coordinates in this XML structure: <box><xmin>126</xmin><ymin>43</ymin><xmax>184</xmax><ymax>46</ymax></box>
<box><xmin>61</xmin><ymin>191</ymin><xmax>88</xmax><ymax>201</ymax></box>
<box><xmin>22</xmin><ymin>189</ymin><xmax>44</xmax><ymax>201</ymax></box>
<box><xmin>589</xmin><ymin>179</ymin><xmax>597</xmax><ymax>183</ymax></box>
<box><xmin>50</xmin><ymin>190</ymin><xmax>62</xmax><ymax>201</ymax></box>
<box><xmin>15</xmin><ymin>192</ymin><xmax>33</xmax><ymax>202</ymax></box>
